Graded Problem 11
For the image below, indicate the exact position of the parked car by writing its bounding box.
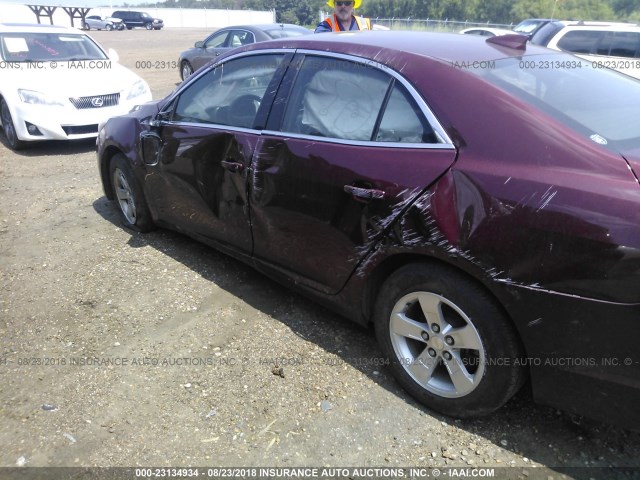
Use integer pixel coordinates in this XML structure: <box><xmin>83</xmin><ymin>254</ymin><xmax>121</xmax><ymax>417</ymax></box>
<box><xmin>460</xmin><ymin>27</ymin><xmax>514</xmax><ymax>37</ymax></box>
<box><xmin>82</xmin><ymin>15</ymin><xmax>125</xmax><ymax>31</ymax></box>
<box><xmin>97</xmin><ymin>31</ymin><xmax>640</xmax><ymax>430</ymax></box>
<box><xmin>177</xmin><ymin>24</ymin><xmax>311</xmax><ymax>80</ymax></box>
<box><xmin>0</xmin><ymin>23</ymin><xmax>152</xmax><ymax>150</ymax></box>
<box><xmin>530</xmin><ymin>21</ymin><xmax>640</xmax><ymax>79</ymax></box>
<box><xmin>111</xmin><ymin>10</ymin><xmax>163</xmax><ymax>30</ymax></box>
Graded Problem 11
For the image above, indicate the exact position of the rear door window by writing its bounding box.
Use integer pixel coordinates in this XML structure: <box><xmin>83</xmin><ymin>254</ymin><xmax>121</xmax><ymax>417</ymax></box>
<box><xmin>557</xmin><ymin>30</ymin><xmax>605</xmax><ymax>54</ymax></box>
<box><xmin>280</xmin><ymin>56</ymin><xmax>390</xmax><ymax>141</ymax></box>
<box><xmin>279</xmin><ymin>55</ymin><xmax>439</xmax><ymax>143</ymax></box>
<box><xmin>609</xmin><ymin>32</ymin><xmax>640</xmax><ymax>58</ymax></box>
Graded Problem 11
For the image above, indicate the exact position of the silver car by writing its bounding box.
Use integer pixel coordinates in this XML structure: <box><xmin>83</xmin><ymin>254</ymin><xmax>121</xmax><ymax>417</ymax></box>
<box><xmin>178</xmin><ymin>24</ymin><xmax>312</xmax><ymax>80</ymax></box>
<box><xmin>83</xmin><ymin>15</ymin><xmax>125</xmax><ymax>31</ymax></box>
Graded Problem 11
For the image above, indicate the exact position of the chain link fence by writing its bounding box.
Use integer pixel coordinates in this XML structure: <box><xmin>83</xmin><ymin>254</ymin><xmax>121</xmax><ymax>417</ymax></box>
<box><xmin>371</xmin><ymin>18</ymin><xmax>515</xmax><ymax>32</ymax></box>
<box><xmin>317</xmin><ymin>12</ymin><xmax>515</xmax><ymax>33</ymax></box>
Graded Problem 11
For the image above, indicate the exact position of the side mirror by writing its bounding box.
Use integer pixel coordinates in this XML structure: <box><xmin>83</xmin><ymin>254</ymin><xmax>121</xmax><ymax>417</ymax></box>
<box><xmin>108</xmin><ymin>48</ymin><xmax>119</xmax><ymax>62</ymax></box>
<box><xmin>195</xmin><ymin>41</ymin><xmax>204</xmax><ymax>48</ymax></box>
<box><xmin>149</xmin><ymin>110</ymin><xmax>172</xmax><ymax>128</ymax></box>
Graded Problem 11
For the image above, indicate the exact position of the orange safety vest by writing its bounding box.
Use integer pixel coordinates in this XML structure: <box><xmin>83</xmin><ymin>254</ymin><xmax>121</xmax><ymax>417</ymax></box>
<box><xmin>324</xmin><ymin>14</ymin><xmax>371</xmax><ymax>31</ymax></box>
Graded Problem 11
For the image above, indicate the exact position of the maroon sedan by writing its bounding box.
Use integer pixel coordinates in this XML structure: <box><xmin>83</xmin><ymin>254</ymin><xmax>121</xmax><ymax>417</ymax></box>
<box><xmin>97</xmin><ymin>31</ymin><xmax>640</xmax><ymax>429</ymax></box>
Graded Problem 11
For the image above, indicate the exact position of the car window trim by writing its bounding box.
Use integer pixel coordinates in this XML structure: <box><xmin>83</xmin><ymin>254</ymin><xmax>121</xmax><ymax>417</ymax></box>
<box><xmin>266</xmin><ymin>49</ymin><xmax>454</xmax><ymax>149</ymax></box>
<box><xmin>158</xmin><ymin>48</ymin><xmax>455</xmax><ymax>148</ymax></box>
<box><xmin>231</xmin><ymin>29</ymin><xmax>256</xmax><ymax>46</ymax></box>
<box><xmin>204</xmin><ymin>30</ymin><xmax>230</xmax><ymax>49</ymax></box>
<box><xmin>160</xmin><ymin>50</ymin><xmax>294</xmax><ymax>131</ymax></box>
<box><xmin>162</xmin><ymin>48</ymin><xmax>294</xmax><ymax>110</ymax></box>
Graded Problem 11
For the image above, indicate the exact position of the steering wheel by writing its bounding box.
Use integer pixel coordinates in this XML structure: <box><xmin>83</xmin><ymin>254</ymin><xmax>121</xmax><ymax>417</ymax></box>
<box><xmin>228</xmin><ymin>94</ymin><xmax>261</xmax><ymax>128</ymax></box>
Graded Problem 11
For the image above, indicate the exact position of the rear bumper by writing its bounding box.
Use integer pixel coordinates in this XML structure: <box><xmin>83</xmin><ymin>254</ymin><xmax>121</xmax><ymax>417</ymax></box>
<box><xmin>502</xmin><ymin>282</ymin><xmax>640</xmax><ymax>430</ymax></box>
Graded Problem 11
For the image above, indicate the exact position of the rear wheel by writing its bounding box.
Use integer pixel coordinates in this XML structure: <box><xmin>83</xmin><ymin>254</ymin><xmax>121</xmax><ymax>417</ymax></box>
<box><xmin>109</xmin><ymin>154</ymin><xmax>154</xmax><ymax>232</ymax></box>
<box><xmin>374</xmin><ymin>262</ymin><xmax>526</xmax><ymax>418</ymax></box>
<box><xmin>1</xmin><ymin>99</ymin><xmax>26</xmax><ymax>151</ymax></box>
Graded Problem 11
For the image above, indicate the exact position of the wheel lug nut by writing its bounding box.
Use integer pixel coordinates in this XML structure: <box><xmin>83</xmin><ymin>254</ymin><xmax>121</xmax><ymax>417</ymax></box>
<box><xmin>431</xmin><ymin>324</ymin><xmax>440</xmax><ymax>333</ymax></box>
<box><xmin>445</xmin><ymin>336</ymin><xmax>454</xmax><ymax>346</ymax></box>
<box><xmin>428</xmin><ymin>348</ymin><xmax>437</xmax><ymax>357</ymax></box>
<box><xmin>421</xmin><ymin>331</ymin><xmax>429</xmax><ymax>341</ymax></box>
<box><xmin>443</xmin><ymin>351</ymin><xmax>452</xmax><ymax>361</ymax></box>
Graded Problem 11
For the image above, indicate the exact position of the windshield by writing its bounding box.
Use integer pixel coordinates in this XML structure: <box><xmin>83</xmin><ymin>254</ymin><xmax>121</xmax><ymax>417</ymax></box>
<box><xmin>471</xmin><ymin>54</ymin><xmax>640</xmax><ymax>150</ymax></box>
<box><xmin>514</xmin><ymin>20</ymin><xmax>546</xmax><ymax>35</ymax></box>
<box><xmin>0</xmin><ymin>32</ymin><xmax>107</xmax><ymax>62</ymax></box>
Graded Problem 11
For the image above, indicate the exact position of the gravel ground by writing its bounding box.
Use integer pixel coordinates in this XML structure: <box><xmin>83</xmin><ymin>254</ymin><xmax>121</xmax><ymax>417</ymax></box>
<box><xmin>1</xmin><ymin>28</ymin><xmax>639</xmax><ymax>480</ymax></box>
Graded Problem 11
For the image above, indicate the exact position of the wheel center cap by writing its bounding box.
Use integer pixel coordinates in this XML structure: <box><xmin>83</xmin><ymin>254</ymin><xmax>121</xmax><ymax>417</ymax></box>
<box><xmin>432</xmin><ymin>337</ymin><xmax>444</xmax><ymax>350</ymax></box>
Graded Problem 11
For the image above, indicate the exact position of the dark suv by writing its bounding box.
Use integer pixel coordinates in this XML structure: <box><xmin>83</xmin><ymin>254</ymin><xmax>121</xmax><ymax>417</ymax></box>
<box><xmin>111</xmin><ymin>11</ymin><xmax>164</xmax><ymax>30</ymax></box>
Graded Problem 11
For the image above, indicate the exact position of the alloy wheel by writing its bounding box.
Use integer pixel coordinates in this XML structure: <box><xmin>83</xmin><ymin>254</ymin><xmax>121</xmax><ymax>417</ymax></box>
<box><xmin>389</xmin><ymin>291</ymin><xmax>485</xmax><ymax>398</ymax></box>
<box><xmin>181</xmin><ymin>62</ymin><xmax>193</xmax><ymax>80</ymax></box>
<box><xmin>112</xmin><ymin>167</ymin><xmax>137</xmax><ymax>225</ymax></box>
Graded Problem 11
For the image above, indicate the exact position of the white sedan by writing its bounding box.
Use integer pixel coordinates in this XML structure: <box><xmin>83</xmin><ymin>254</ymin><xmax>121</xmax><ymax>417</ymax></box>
<box><xmin>0</xmin><ymin>23</ymin><xmax>152</xmax><ymax>150</ymax></box>
<box><xmin>83</xmin><ymin>15</ymin><xmax>125</xmax><ymax>31</ymax></box>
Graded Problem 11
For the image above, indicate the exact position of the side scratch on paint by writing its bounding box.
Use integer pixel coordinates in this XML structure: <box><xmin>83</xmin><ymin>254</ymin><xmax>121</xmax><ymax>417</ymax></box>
<box><xmin>537</xmin><ymin>187</ymin><xmax>557</xmax><ymax>212</ymax></box>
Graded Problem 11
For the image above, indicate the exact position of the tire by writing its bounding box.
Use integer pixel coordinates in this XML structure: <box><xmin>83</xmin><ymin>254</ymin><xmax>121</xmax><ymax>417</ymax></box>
<box><xmin>180</xmin><ymin>61</ymin><xmax>193</xmax><ymax>81</ymax></box>
<box><xmin>145</xmin><ymin>23</ymin><xmax>153</xmax><ymax>30</ymax></box>
<box><xmin>1</xmin><ymin>99</ymin><xmax>26</xmax><ymax>151</ymax></box>
<box><xmin>373</xmin><ymin>262</ymin><xmax>525</xmax><ymax>418</ymax></box>
<box><xmin>106</xmin><ymin>24</ymin><xmax>113</xmax><ymax>31</ymax></box>
<box><xmin>109</xmin><ymin>154</ymin><xmax>154</xmax><ymax>232</ymax></box>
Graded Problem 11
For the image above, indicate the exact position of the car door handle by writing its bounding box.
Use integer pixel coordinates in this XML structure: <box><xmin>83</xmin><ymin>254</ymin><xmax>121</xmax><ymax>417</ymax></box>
<box><xmin>221</xmin><ymin>160</ymin><xmax>244</xmax><ymax>172</ymax></box>
<box><xmin>344</xmin><ymin>185</ymin><xmax>385</xmax><ymax>200</ymax></box>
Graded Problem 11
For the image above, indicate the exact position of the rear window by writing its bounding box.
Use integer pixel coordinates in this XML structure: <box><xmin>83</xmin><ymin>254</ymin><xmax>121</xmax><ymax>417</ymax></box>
<box><xmin>514</xmin><ymin>20</ymin><xmax>546</xmax><ymax>35</ymax></box>
<box><xmin>530</xmin><ymin>22</ymin><xmax>566</xmax><ymax>46</ymax></box>
<box><xmin>470</xmin><ymin>54</ymin><xmax>640</xmax><ymax>149</ymax></box>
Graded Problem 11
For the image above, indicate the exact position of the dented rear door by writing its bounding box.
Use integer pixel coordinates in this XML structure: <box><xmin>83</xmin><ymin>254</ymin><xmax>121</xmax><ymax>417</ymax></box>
<box><xmin>249</xmin><ymin>53</ymin><xmax>457</xmax><ymax>294</ymax></box>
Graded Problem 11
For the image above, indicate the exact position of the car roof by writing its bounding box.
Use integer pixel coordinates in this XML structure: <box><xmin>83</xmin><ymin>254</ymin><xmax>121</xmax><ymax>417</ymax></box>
<box><xmin>219</xmin><ymin>23</ymin><xmax>310</xmax><ymax>31</ymax></box>
<box><xmin>460</xmin><ymin>27</ymin><xmax>515</xmax><ymax>35</ymax></box>
<box><xmin>241</xmin><ymin>30</ymin><xmax>551</xmax><ymax>64</ymax></box>
<box><xmin>560</xmin><ymin>22</ymin><xmax>640</xmax><ymax>32</ymax></box>
<box><xmin>0</xmin><ymin>23</ymin><xmax>79</xmax><ymax>34</ymax></box>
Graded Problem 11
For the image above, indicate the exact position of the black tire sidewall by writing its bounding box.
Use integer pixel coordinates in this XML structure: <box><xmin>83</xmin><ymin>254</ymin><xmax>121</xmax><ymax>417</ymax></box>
<box><xmin>374</xmin><ymin>262</ymin><xmax>525</xmax><ymax>418</ymax></box>
<box><xmin>109</xmin><ymin>154</ymin><xmax>154</xmax><ymax>232</ymax></box>
<box><xmin>1</xmin><ymin>99</ymin><xmax>25</xmax><ymax>151</ymax></box>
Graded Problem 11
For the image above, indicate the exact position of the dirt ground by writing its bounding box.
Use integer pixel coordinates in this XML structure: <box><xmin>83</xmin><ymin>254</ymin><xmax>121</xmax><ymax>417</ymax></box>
<box><xmin>1</xmin><ymin>28</ymin><xmax>639</xmax><ymax>479</ymax></box>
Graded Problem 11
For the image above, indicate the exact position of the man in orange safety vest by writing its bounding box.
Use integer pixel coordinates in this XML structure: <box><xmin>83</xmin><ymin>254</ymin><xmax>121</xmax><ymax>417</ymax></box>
<box><xmin>315</xmin><ymin>0</ymin><xmax>371</xmax><ymax>33</ymax></box>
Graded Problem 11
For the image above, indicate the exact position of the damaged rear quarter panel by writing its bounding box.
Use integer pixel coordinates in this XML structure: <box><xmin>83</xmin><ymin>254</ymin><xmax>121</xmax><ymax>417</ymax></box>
<box><xmin>385</xmin><ymin>59</ymin><xmax>640</xmax><ymax>305</ymax></box>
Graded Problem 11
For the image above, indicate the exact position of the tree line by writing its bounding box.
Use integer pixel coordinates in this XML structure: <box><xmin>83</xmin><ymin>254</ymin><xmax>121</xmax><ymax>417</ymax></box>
<box><xmin>142</xmin><ymin>0</ymin><xmax>640</xmax><ymax>27</ymax></box>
